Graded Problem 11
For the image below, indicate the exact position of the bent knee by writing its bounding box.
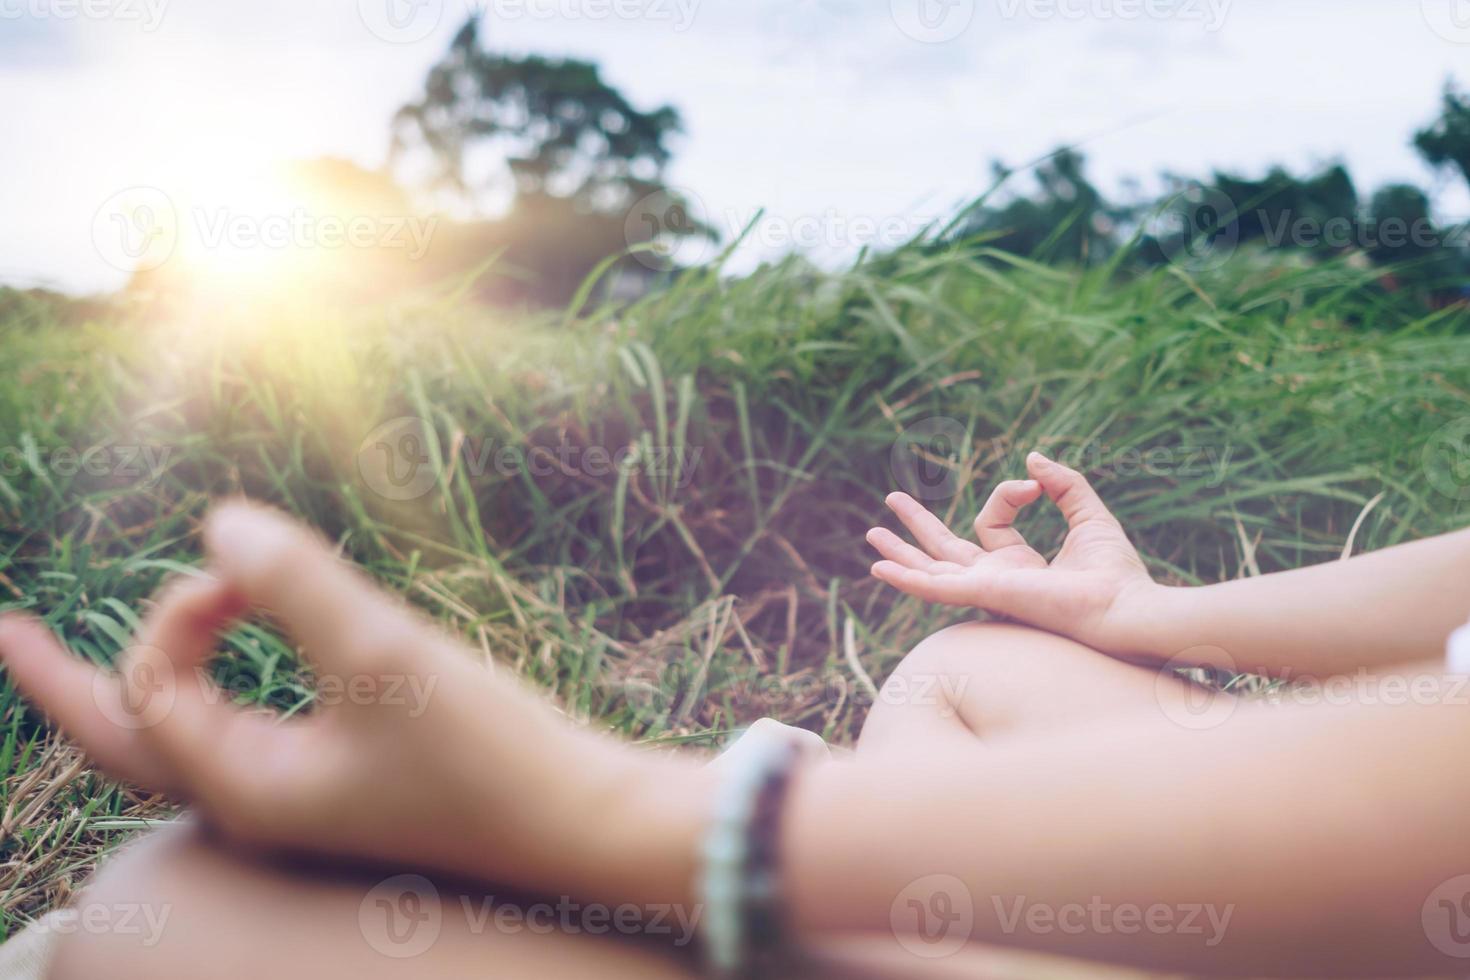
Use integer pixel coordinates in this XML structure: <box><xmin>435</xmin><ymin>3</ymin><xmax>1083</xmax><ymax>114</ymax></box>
<box><xmin>883</xmin><ymin>620</ymin><xmax>1077</xmax><ymax>691</ymax></box>
<box><xmin>864</xmin><ymin>620</ymin><xmax>1165</xmax><ymax>747</ymax></box>
<box><xmin>862</xmin><ymin>621</ymin><xmax>1065</xmax><ymax>746</ymax></box>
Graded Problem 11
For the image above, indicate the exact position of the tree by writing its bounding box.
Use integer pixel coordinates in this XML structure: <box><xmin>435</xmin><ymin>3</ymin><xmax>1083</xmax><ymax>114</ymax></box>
<box><xmin>388</xmin><ymin>17</ymin><xmax>712</xmax><ymax>305</ymax></box>
<box><xmin>1207</xmin><ymin>163</ymin><xmax>1358</xmax><ymax>248</ymax></box>
<box><xmin>1366</xmin><ymin>184</ymin><xmax>1437</xmax><ymax>265</ymax></box>
<box><xmin>392</xmin><ymin>16</ymin><xmax>681</xmax><ymax>218</ymax></box>
<box><xmin>949</xmin><ymin>149</ymin><xmax>1122</xmax><ymax>265</ymax></box>
<box><xmin>1415</xmin><ymin>83</ymin><xmax>1470</xmax><ymax>194</ymax></box>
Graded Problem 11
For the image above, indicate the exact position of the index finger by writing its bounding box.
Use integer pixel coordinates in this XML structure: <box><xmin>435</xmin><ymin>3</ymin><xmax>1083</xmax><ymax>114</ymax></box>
<box><xmin>973</xmin><ymin>479</ymin><xmax>1043</xmax><ymax>551</ymax></box>
<box><xmin>0</xmin><ymin>614</ymin><xmax>172</xmax><ymax>788</ymax></box>
<box><xmin>202</xmin><ymin>500</ymin><xmax>433</xmax><ymax>676</ymax></box>
<box><xmin>885</xmin><ymin>492</ymin><xmax>980</xmax><ymax>563</ymax></box>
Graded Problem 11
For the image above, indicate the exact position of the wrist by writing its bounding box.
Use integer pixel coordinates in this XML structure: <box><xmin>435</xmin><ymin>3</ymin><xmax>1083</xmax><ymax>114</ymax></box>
<box><xmin>1103</xmin><ymin>579</ymin><xmax>1188</xmax><ymax>665</ymax></box>
<box><xmin>558</xmin><ymin>744</ymin><xmax>718</xmax><ymax>912</ymax></box>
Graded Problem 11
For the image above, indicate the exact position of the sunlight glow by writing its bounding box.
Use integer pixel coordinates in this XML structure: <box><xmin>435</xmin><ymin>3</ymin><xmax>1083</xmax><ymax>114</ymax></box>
<box><xmin>160</xmin><ymin>163</ymin><xmax>357</xmax><ymax>301</ymax></box>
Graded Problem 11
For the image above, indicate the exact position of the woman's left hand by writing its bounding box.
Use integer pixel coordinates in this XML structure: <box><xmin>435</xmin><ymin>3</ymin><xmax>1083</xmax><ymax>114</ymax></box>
<box><xmin>866</xmin><ymin>452</ymin><xmax>1161</xmax><ymax>657</ymax></box>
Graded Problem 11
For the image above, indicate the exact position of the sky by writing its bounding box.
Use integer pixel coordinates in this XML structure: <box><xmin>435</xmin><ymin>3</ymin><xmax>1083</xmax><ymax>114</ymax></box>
<box><xmin>3</xmin><ymin>0</ymin><xmax>1469</xmax><ymax>293</ymax></box>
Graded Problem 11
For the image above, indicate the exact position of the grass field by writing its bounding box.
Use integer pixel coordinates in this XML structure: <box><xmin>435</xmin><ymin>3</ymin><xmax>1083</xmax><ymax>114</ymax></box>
<box><xmin>2</xmin><ymin>241</ymin><xmax>1469</xmax><ymax>939</ymax></box>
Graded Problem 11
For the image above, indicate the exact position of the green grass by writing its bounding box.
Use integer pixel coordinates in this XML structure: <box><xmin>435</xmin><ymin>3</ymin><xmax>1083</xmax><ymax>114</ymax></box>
<box><xmin>1</xmin><ymin>241</ymin><xmax>1468</xmax><ymax>934</ymax></box>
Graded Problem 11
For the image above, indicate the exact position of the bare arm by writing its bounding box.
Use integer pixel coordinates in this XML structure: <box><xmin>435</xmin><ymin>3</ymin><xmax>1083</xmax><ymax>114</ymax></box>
<box><xmin>586</xmin><ymin>678</ymin><xmax>1470</xmax><ymax>977</ymax></box>
<box><xmin>7</xmin><ymin>501</ymin><xmax>1469</xmax><ymax>977</ymax></box>
<box><xmin>782</xmin><ymin>687</ymin><xmax>1470</xmax><ymax>976</ymax></box>
<box><xmin>868</xmin><ymin>451</ymin><xmax>1470</xmax><ymax>678</ymax></box>
<box><xmin>516</xmin><ymin>685</ymin><xmax>1470</xmax><ymax>976</ymax></box>
<box><xmin>1123</xmin><ymin>527</ymin><xmax>1470</xmax><ymax>676</ymax></box>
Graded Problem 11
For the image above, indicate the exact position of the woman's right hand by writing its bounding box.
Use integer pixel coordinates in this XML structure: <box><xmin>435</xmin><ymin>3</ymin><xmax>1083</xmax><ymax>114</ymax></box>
<box><xmin>0</xmin><ymin>502</ymin><xmax>708</xmax><ymax>904</ymax></box>
<box><xmin>866</xmin><ymin>452</ymin><xmax>1165</xmax><ymax>659</ymax></box>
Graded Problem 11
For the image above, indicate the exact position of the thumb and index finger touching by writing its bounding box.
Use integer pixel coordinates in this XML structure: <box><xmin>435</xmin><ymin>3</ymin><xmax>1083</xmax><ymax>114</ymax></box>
<box><xmin>0</xmin><ymin>500</ymin><xmax>429</xmax><ymax>797</ymax></box>
<box><xmin>1024</xmin><ymin>452</ymin><xmax>1120</xmax><ymax>529</ymax></box>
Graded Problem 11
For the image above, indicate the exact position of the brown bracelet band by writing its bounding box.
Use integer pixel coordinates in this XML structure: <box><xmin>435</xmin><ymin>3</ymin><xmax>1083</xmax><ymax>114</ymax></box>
<box><xmin>698</xmin><ymin>728</ymin><xmax>804</xmax><ymax>977</ymax></box>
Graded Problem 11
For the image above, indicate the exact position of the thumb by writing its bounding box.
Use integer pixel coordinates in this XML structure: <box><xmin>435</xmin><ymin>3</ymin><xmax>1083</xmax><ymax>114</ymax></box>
<box><xmin>136</xmin><ymin>574</ymin><xmax>247</xmax><ymax>673</ymax></box>
<box><xmin>121</xmin><ymin>645</ymin><xmax>219</xmax><ymax>789</ymax></box>
<box><xmin>127</xmin><ymin>644</ymin><xmax>282</xmax><ymax>821</ymax></box>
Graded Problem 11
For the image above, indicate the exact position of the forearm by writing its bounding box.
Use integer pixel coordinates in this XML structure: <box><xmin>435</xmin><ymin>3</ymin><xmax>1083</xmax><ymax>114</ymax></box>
<box><xmin>570</xmin><ymin>748</ymin><xmax>718</xmax><ymax>912</ymax></box>
<box><xmin>598</xmin><ymin>680</ymin><xmax>1470</xmax><ymax>975</ymax></box>
<box><xmin>1121</xmin><ymin>526</ymin><xmax>1470</xmax><ymax>677</ymax></box>
<box><xmin>463</xmin><ymin>719</ymin><xmax>719</xmax><ymax>915</ymax></box>
<box><xmin>783</xmin><ymin>684</ymin><xmax>1470</xmax><ymax>976</ymax></box>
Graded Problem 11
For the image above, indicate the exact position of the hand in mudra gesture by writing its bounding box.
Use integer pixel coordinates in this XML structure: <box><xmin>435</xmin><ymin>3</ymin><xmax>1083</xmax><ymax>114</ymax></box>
<box><xmin>867</xmin><ymin>452</ymin><xmax>1159</xmax><ymax>656</ymax></box>
<box><xmin>0</xmin><ymin>502</ymin><xmax>659</xmax><ymax>899</ymax></box>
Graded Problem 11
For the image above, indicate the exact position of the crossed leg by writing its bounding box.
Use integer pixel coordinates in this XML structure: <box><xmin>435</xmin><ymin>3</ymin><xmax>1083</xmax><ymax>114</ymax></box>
<box><xmin>858</xmin><ymin>620</ymin><xmax>1223</xmax><ymax>757</ymax></box>
<box><xmin>46</xmin><ymin>622</ymin><xmax>1217</xmax><ymax>980</ymax></box>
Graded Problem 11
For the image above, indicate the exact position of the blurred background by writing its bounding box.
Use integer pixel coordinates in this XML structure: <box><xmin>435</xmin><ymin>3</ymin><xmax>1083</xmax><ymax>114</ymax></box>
<box><xmin>5</xmin><ymin>4</ymin><xmax>1470</xmax><ymax>960</ymax></box>
<box><xmin>4</xmin><ymin>0</ymin><xmax>1470</xmax><ymax>307</ymax></box>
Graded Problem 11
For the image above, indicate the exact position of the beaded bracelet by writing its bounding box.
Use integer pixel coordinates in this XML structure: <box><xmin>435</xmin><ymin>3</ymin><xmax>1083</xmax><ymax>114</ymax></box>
<box><xmin>697</xmin><ymin>725</ymin><xmax>803</xmax><ymax>977</ymax></box>
<box><xmin>1448</xmin><ymin>618</ymin><xmax>1470</xmax><ymax>675</ymax></box>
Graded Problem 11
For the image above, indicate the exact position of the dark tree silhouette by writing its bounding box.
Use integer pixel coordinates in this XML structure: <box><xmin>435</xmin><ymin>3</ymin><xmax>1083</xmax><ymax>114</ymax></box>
<box><xmin>1415</xmin><ymin>84</ymin><xmax>1470</xmax><ymax>195</ymax></box>
<box><xmin>1366</xmin><ymin>184</ymin><xmax>1438</xmax><ymax>265</ymax></box>
<box><xmin>943</xmin><ymin>135</ymin><xmax>1466</xmax><ymax>307</ymax></box>
<box><xmin>388</xmin><ymin>16</ymin><xmax>713</xmax><ymax>305</ymax></box>
<box><xmin>950</xmin><ymin>149</ymin><xmax>1123</xmax><ymax>265</ymax></box>
<box><xmin>1209</xmin><ymin>164</ymin><xmax>1358</xmax><ymax>247</ymax></box>
<box><xmin>392</xmin><ymin>16</ymin><xmax>681</xmax><ymax>217</ymax></box>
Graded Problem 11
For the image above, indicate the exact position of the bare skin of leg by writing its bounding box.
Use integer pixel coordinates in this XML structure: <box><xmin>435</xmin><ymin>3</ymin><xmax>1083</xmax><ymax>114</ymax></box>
<box><xmin>47</xmin><ymin>821</ymin><xmax>1146</xmax><ymax>980</ymax></box>
<box><xmin>47</xmin><ymin>823</ymin><xmax>699</xmax><ymax>980</ymax></box>
<box><xmin>857</xmin><ymin>620</ymin><xmax>1224</xmax><ymax>756</ymax></box>
<box><xmin>48</xmin><ymin>621</ymin><xmax>1195</xmax><ymax>980</ymax></box>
